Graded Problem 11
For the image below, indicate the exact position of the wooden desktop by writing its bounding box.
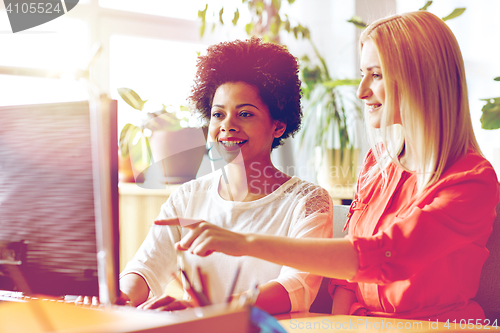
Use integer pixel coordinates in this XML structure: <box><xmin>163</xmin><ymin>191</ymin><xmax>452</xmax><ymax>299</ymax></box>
<box><xmin>275</xmin><ymin>312</ymin><xmax>488</xmax><ymax>332</ymax></box>
<box><xmin>0</xmin><ymin>298</ymin><xmax>250</xmax><ymax>333</ymax></box>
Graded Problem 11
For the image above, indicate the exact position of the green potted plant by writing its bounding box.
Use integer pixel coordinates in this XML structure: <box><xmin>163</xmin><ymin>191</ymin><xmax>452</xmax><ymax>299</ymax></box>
<box><xmin>118</xmin><ymin>88</ymin><xmax>206</xmax><ymax>184</ymax></box>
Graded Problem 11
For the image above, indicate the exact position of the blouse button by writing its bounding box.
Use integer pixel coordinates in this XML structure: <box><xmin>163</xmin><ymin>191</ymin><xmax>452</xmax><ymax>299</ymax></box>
<box><xmin>385</xmin><ymin>251</ymin><xmax>392</xmax><ymax>258</ymax></box>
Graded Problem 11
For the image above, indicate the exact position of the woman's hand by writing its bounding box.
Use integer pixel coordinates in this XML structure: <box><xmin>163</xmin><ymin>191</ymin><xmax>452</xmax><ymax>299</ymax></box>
<box><xmin>138</xmin><ymin>294</ymin><xmax>193</xmax><ymax>311</ymax></box>
<box><xmin>154</xmin><ymin>217</ymin><xmax>249</xmax><ymax>257</ymax></box>
<box><xmin>73</xmin><ymin>292</ymin><xmax>131</xmax><ymax>306</ymax></box>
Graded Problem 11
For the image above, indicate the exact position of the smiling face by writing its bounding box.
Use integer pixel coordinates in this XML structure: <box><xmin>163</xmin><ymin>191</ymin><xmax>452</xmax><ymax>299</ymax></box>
<box><xmin>209</xmin><ymin>81</ymin><xmax>286</xmax><ymax>165</ymax></box>
<box><xmin>357</xmin><ymin>40</ymin><xmax>401</xmax><ymax>128</ymax></box>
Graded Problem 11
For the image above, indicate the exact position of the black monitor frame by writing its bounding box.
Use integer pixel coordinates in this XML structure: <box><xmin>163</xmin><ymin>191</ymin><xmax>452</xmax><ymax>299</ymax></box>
<box><xmin>0</xmin><ymin>98</ymin><xmax>119</xmax><ymax>304</ymax></box>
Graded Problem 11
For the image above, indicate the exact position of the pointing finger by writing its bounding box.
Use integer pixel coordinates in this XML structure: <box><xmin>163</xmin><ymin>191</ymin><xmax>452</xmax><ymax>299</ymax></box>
<box><xmin>154</xmin><ymin>217</ymin><xmax>203</xmax><ymax>228</ymax></box>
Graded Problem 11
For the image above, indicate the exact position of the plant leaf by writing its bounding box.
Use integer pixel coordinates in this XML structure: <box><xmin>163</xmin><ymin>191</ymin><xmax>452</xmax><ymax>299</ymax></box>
<box><xmin>347</xmin><ymin>15</ymin><xmax>367</xmax><ymax>29</ymax></box>
<box><xmin>284</xmin><ymin>18</ymin><xmax>291</xmax><ymax>33</ymax></box>
<box><xmin>442</xmin><ymin>8</ymin><xmax>466</xmax><ymax>21</ymax></box>
<box><xmin>494</xmin><ymin>77</ymin><xmax>500</xmax><ymax>81</ymax></box>
<box><xmin>419</xmin><ymin>1</ymin><xmax>432</xmax><ymax>11</ymax></box>
<box><xmin>200</xmin><ymin>21</ymin><xmax>206</xmax><ymax>37</ymax></box>
<box><xmin>270</xmin><ymin>15</ymin><xmax>280</xmax><ymax>36</ymax></box>
<box><xmin>219</xmin><ymin>7</ymin><xmax>224</xmax><ymax>24</ymax></box>
<box><xmin>245</xmin><ymin>22</ymin><xmax>253</xmax><ymax>35</ymax></box>
<box><xmin>480</xmin><ymin>97</ymin><xmax>500</xmax><ymax>130</ymax></box>
<box><xmin>117</xmin><ymin>88</ymin><xmax>147</xmax><ymax>111</ymax></box>
<box><xmin>198</xmin><ymin>4</ymin><xmax>208</xmax><ymax>37</ymax></box>
<box><xmin>323</xmin><ymin>79</ymin><xmax>361</xmax><ymax>88</ymax></box>
<box><xmin>232</xmin><ymin>8</ymin><xmax>239</xmax><ymax>25</ymax></box>
<box><xmin>272</xmin><ymin>0</ymin><xmax>281</xmax><ymax>11</ymax></box>
<box><xmin>128</xmin><ymin>133</ymin><xmax>151</xmax><ymax>173</ymax></box>
<box><xmin>119</xmin><ymin>123</ymin><xmax>137</xmax><ymax>157</ymax></box>
<box><xmin>119</xmin><ymin>123</ymin><xmax>132</xmax><ymax>143</ymax></box>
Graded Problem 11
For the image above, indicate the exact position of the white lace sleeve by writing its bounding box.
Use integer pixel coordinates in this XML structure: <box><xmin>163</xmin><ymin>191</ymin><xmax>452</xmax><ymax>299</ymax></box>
<box><xmin>270</xmin><ymin>181</ymin><xmax>334</xmax><ymax>312</ymax></box>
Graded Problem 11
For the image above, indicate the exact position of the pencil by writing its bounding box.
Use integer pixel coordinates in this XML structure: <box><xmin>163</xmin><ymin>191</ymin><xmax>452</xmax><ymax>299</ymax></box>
<box><xmin>225</xmin><ymin>264</ymin><xmax>241</xmax><ymax>303</ymax></box>
<box><xmin>181</xmin><ymin>269</ymin><xmax>206</xmax><ymax>307</ymax></box>
<box><xmin>171</xmin><ymin>271</ymin><xmax>200</xmax><ymax>307</ymax></box>
<box><xmin>196</xmin><ymin>266</ymin><xmax>211</xmax><ymax>305</ymax></box>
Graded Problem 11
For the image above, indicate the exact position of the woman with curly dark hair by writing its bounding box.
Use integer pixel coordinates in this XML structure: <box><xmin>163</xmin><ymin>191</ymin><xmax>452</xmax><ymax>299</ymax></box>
<box><xmin>119</xmin><ymin>37</ymin><xmax>333</xmax><ymax>314</ymax></box>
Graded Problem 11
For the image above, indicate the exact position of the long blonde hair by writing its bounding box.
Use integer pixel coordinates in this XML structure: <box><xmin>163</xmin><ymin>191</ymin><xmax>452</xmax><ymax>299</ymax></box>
<box><xmin>359</xmin><ymin>11</ymin><xmax>481</xmax><ymax>193</ymax></box>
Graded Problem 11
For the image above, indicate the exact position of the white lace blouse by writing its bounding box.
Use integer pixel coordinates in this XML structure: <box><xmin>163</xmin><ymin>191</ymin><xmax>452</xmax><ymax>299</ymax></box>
<box><xmin>120</xmin><ymin>170</ymin><xmax>333</xmax><ymax>312</ymax></box>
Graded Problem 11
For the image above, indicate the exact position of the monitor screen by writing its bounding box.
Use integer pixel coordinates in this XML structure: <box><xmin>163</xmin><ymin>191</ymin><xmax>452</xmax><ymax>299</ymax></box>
<box><xmin>0</xmin><ymin>98</ymin><xmax>119</xmax><ymax>303</ymax></box>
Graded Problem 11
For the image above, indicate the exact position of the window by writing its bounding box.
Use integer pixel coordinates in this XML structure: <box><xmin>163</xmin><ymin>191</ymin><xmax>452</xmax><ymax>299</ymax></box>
<box><xmin>109</xmin><ymin>36</ymin><xmax>206</xmax><ymax>129</ymax></box>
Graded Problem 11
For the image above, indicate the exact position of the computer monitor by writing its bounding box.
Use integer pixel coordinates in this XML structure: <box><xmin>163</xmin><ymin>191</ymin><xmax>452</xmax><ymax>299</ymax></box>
<box><xmin>0</xmin><ymin>98</ymin><xmax>120</xmax><ymax>304</ymax></box>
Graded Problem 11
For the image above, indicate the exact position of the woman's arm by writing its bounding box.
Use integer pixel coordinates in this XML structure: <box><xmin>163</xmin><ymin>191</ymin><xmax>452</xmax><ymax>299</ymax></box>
<box><xmin>331</xmin><ymin>286</ymin><xmax>356</xmax><ymax>315</ymax></box>
<box><xmin>156</xmin><ymin>218</ymin><xmax>359</xmax><ymax>281</ymax></box>
<box><xmin>240</xmin><ymin>234</ymin><xmax>358</xmax><ymax>280</ymax></box>
<box><xmin>253</xmin><ymin>281</ymin><xmax>291</xmax><ymax>314</ymax></box>
<box><xmin>119</xmin><ymin>273</ymin><xmax>150</xmax><ymax>306</ymax></box>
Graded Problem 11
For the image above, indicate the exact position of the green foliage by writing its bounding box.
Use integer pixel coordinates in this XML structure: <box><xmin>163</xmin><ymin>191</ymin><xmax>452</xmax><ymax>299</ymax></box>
<box><xmin>419</xmin><ymin>1</ymin><xmax>433</xmax><ymax>11</ymax></box>
<box><xmin>198</xmin><ymin>4</ymin><xmax>208</xmax><ymax>38</ymax></box>
<box><xmin>118</xmin><ymin>88</ymin><xmax>147</xmax><ymax>111</ymax></box>
<box><xmin>347</xmin><ymin>1</ymin><xmax>466</xmax><ymax>29</ymax></box>
<box><xmin>481</xmin><ymin>78</ymin><xmax>500</xmax><ymax>130</ymax></box>
<box><xmin>347</xmin><ymin>15</ymin><xmax>367</xmax><ymax>29</ymax></box>
<box><xmin>441</xmin><ymin>8</ymin><xmax>466</xmax><ymax>21</ymax></box>
<box><xmin>117</xmin><ymin>88</ymin><xmax>190</xmax><ymax>166</ymax></box>
<box><xmin>232</xmin><ymin>8</ymin><xmax>239</xmax><ymax>25</ymax></box>
<box><xmin>480</xmin><ymin>98</ymin><xmax>500</xmax><ymax>130</ymax></box>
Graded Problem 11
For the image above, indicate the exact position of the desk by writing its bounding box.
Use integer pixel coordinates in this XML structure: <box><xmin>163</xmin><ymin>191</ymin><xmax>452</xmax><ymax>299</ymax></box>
<box><xmin>0</xmin><ymin>299</ymin><xmax>249</xmax><ymax>333</ymax></box>
<box><xmin>275</xmin><ymin>312</ymin><xmax>487</xmax><ymax>332</ymax></box>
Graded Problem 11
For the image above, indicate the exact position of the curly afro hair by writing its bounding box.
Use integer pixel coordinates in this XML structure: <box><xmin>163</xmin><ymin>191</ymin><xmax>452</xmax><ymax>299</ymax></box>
<box><xmin>189</xmin><ymin>37</ymin><xmax>302</xmax><ymax>150</ymax></box>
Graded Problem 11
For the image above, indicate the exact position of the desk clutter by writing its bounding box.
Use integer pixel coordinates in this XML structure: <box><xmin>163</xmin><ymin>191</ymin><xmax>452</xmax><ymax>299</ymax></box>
<box><xmin>0</xmin><ymin>293</ymin><xmax>249</xmax><ymax>333</ymax></box>
<box><xmin>0</xmin><ymin>290</ymin><xmax>288</xmax><ymax>333</ymax></box>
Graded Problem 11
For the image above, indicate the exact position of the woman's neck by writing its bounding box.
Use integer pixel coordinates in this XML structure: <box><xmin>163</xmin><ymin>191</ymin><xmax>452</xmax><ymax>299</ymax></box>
<box><xmin>218</xmin><ymin>157</ymin><xmax>291</xmax><ymax>202</ymax></box>
<box><xmin>399</xmin><ymin>143</ymin><xmax>417</xmax><ymax>171</ymax></box>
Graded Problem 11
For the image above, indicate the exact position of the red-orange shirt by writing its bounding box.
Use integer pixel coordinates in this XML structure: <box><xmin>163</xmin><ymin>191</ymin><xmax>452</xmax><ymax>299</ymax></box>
<box><xmin>341</xmin><ymin>149</ymin><xmax>499</xmax><ymax>321</ymax></box>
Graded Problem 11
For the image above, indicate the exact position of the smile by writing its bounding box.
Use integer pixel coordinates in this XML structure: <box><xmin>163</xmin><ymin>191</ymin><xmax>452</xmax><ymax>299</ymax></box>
<box><xmin>220</xmin><ymin>140</ymin><xmax>247</xmax><ymax>147</ymax></box>
<box><xmin>218</xmin><ymin>140</ymin><xmax>247</xmax><ymax>151</ymax></box>
<box><xmin>367</xmin><ymin>104</ymin><xmax>382</xmax><ymax>112</ymax></box>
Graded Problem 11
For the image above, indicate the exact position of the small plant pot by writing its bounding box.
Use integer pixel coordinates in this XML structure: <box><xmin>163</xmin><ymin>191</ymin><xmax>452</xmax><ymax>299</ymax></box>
<box><xmin>145</xmin><ymin>127</ymin><xmax>207</xmax><ymax>184</ymax></box>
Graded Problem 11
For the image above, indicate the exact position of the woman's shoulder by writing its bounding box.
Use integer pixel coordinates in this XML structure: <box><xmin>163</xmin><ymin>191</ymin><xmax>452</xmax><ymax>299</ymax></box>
<box><xmin>430</xmin><ymin>149</ymin><xmax>499</xmax><ymax>200</ymax></box>
<box><xmin>443</xmin><ymin>149</ymin><xmax>497</xmax><ymax>182</ymax></box>
<box><xmin>281</xmin><ymin>177</ymin><xmax>332</xmax><ymax>214</ymax></box>
<box><xmin>283</xmin><ymin>177</ymin><xmax>331</xmax><ymax>199</ymax></box>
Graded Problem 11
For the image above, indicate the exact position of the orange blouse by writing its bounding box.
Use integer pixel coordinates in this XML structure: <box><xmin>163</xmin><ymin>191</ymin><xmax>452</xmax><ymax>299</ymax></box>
<box><xmin>336</xmin><ymin>149</ymin><xmax>499</xmax><ymax>321</ymax></box>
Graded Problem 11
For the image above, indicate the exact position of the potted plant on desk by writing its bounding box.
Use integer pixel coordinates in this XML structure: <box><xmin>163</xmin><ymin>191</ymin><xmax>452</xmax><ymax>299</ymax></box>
<box><xmin>118</xmin><ymin>88</ymin><xmax>207</xmax><ymax>185</ymax></box>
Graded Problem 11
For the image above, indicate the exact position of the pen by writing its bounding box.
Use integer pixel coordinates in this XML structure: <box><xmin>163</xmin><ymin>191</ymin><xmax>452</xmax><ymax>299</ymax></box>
<box><xmin>181</xmin><ymin>269</ymin><xmax>212</xmax><ymax>307</ymax></box>
<box><xmin>172</xmin><ymin>270</ymin><xmax>201</xmax><ymax>306</ymax></box>
<box><xmin>225</xmin><ymin>264</ymin><xmax>241</xmax><ymax>304</ymax></box>
<box><xmin>196</xmin><ymin>266</ymin><xmax>211</xmax><ymax>305</ymax></box>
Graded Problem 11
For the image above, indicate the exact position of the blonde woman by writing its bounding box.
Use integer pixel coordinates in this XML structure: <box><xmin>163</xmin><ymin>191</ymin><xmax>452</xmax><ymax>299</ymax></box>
<box><xmin>159</xmin><ymin>11</ymin><xmax>500</xmax><ymax>322</ymax></box>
